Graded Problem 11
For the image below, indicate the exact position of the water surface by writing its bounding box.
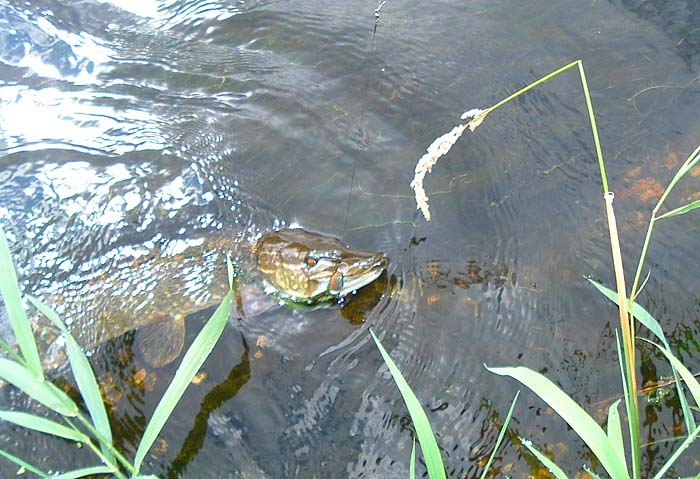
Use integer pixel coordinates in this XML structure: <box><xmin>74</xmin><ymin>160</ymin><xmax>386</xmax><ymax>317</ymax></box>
<box><xmin>1</xmin><ymin>0</ymin><xmax>700</xmax><ymax>477</ymax></box>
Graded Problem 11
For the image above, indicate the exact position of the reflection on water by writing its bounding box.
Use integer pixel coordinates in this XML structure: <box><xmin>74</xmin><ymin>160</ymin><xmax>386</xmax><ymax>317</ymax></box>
<box><xmin>1</xmin><ymin>0</ymin><xmax>700</xmax><ymax>477</ymax></box>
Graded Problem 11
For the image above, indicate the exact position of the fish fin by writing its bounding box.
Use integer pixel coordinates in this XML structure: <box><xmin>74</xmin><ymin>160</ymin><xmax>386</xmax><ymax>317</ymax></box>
<box><xmin>233</xmin><ymin>284</ymin><xmax>280</xmax><ymax>318</ymax></box>
<box><xmin>136</xmin><ymin>315</ymin><xmax>185</xmax><ymax>368</ymax></box>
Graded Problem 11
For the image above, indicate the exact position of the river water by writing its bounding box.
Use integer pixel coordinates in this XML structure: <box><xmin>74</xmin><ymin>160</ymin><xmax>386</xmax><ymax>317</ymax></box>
<box><xmin>1</xmin><ymin>0</ymin><xmax>700</xmax><ymax>477</ymax></box>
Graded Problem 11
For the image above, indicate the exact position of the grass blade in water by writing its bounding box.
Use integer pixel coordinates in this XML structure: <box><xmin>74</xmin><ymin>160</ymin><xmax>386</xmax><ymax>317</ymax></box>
<box><xmin>0</xmin><ymin>448</ymin><xmax>49</xmax><ymax>478</ymax></box>
<box><xmin>0</xmin><ymin>227</ymin><xmax>42</xmax><ymax>378</ymax></box>
<box><xmin>410</xmin><ymin>438</ymin><xmax>416</xmax><ymax>479</ymax></box>
<box><xmin>28</xmin><ymin>295</ymin><xmax>114</xmax><ymax>460</ymax></box>
<box><xmin>52</xmin><ymin>466</ymin><xmax>115</xmax><ymax>479</ymax></box>
<box><xmin>587</xmin><ymin>279</ymin><xmax>665</xmax><ymax>340</ymax></box>
<box><xmin>588</xmin><ymin>278</ymin><xmax>696</xmax><ymax>431</ymax></box>
<box><xmin>657</xmin><ymin>200</ymin><xmax>700</xmax><ymax>220</ymax></box>
<box><xmin>606</xmin><ymin>399</ymin><xmax>627</xmax><ymax>473</ymax></box>
<box><xmin>0</xmin><ymin>410</ymin><xmax>86</xmax><ymax>442</ymax></box>
<box><xmin>520</xmin><ymin>439</ymin><xmax>570</xmax><ymax>479</ymax></box>
<box><xmin>615</xmin><ymin>331</ymin><xmax>637</xmax><ymax>473</ymax></box>
<box><xmin>487</xmin><ymin>365</ymin><xmax>629</xmax><ymax>479</ymax></box>
<box><xmin>644</xmin><ymin>340</ymin><xmax>700</xmax><ymax>408</ymax></box>
<box><xmin>0</xmin><ymin>336</ymin><xmax>24</xmax><ymax>364</ymax></box>
<box><xmin>652</xmin><ymin>423</ymin><xmax>700</xmax><ymax>479</ymax></box>
<box><xmin>583</xmin><ymin>464</ymin><xmax>605</xmax><ymax>479</ymax></box>
<box><xmin>0</xmin><ymin>358</ymin><xmax>77</xmax><ymax>416</ymax></box>
<box><xmin>132</xmin><ymin>289</ymin><xmax>233</xmax><ymax>476</ymax></box>
<box><xmin>480</xmin><ymin>391</ymin><xmax>519</xmax><ymax>479</ymax></box>
<box><xmin>370</xmin><ymin>329</ymin><xmax>446</xmax><ymax>479</ymax></box>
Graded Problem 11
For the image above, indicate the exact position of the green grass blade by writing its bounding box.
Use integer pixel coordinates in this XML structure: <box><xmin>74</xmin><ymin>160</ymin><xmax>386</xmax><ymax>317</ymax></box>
<box><xmin>615</xmin><ymin>330</ymin><xmax>638</xmax><ymax>476</ymax></box>
<box><xmin>643</xmin><ymin>339</ymin><xmax>700</xmax><ymax>408</ymax></box>
<box><xmin>520</xmin><ymin>439</ymin><xmax>570</xmax><ymax>479</ymax></box>
<box><xmin>370</xmin><ymin>329</ymin><xmax>446</xmax><ymax>479</ymax></box>
<box><xmin>51</xmin><ymin>466</ymin><xmax>115</xmax><ymax>479</ymax></box>
<box><xmin>487</xmin><ymin>366</ymin><xmax>629</xmax><ymax>479</ymax></box>
<box><xmin>0</xmin><ymin>448</ymin><xmax>49</xmax><ymax>477</ymax></box>
<box><xmin>226</xmin><ymin>254</ymin><xmax>236</xmax><ymax>289</ymax></box>
<box><xmin>0</xmin><ymin>410</ymin><xmax>86</xmax><ymax>442</ymax></box>
<box><xmin>410</xmin><ymin>438</ymin><xmax>416</xmax><ymax>479</ymax></box>
<box><xmin>0</xmin><ymin>227</ymin><xmax>42</xmax><ymax>378</ymax></box>
<box><xmin>583</xmin><ymin>464</ymin><xmax>605</xmax><ymax>479</ymax></box>
<box><xmin>588</xmin><ymin>278</ymin><xmax>696</xmax><ymax>431</ymax></box>
<box><xmin>587</xmin><ymin>278</ymin><xmax>663</xmax><ymax>339</ymax></box>
<box><xmin>132</xmin><ymin>289</ymin><xmax>233</xmax><ymax>477</ymax></box>
<box><xmin>652</xmin><ymin>145</ymin><xmax>700</xmax><ymax>212</ymax></box>
<box><xmin>652</xmin><ymin>423</ymin><xmax>700</xmax><ymax>479</ymax></box>
<box><xmin>576</xmin><ymin>61</ymin><xmax>608</xmax><ymax>193</ymax></box>
<box><xmin>657</xmin><ymin>200</ymin><xmax>700</xmax><ymax>220</ymax></box>
<box><xmin>606</xmin><ymin>399</ymin><xmax>627</xmax><ymax>473</ymax></box>
<box><xmin>28</xmin><ymin>295</ymin><xmax>113</xmax><ymax>460</ymax></box>
<box><xmin>480</xmin><ymin>391</ymin><xmax>519</xmax><ymax>479</ymax></box>
<box><xmin>0</xmin><ymin>358</ymin><xmax>77</xmax><ymax>416</ymax></box>
<box><xmin>0</xmin><ymin>336</ymin><xmax>24</xmax><ymax>363</ymax></box>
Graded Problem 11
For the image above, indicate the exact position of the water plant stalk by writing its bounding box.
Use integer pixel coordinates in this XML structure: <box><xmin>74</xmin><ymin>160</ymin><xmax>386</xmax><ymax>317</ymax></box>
<box><xmin>470</xmin><ymin>60</ymin><xmax>641</xmax><ymax>477</ymax></box>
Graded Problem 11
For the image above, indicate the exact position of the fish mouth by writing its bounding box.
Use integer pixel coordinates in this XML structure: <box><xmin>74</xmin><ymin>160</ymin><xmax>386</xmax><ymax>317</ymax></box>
<box><xmin>336</xmin><ymin>253</ymin><xmax>389</xmax><ymax>298</ymax></box>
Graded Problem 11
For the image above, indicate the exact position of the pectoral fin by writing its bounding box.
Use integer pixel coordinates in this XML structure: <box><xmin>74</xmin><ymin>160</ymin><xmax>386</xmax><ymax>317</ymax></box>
<box><xmin>136</xmin><ymin>315</ymin><xmax>185</xmax><ymax>368</ymax></box>
<box><xmin>232</xmin><ymin>284</ymin><xmax>280</xmax><ymax>318</ymax></box>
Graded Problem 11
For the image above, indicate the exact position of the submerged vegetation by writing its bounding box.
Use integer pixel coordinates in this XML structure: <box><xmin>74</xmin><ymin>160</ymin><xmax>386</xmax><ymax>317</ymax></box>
<box><xmin>378</xmin><ymin>60</ymin><xmax>700</xmax><ymax>477</ymax></box>
<box><xmin>0</xmin><ymin>227</ymin><xmax>235</xmax><ymax>478</ymax></box>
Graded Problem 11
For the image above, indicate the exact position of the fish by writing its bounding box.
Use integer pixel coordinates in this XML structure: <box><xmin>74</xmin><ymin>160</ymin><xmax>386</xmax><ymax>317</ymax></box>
<box><xmin>29</xmin><ymin>227</ymin><xmax>388</xmax><ymax>369</ymax></box>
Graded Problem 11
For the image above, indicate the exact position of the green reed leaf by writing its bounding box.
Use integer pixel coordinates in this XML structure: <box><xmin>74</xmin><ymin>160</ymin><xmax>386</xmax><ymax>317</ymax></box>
<box><xmin>480</xmin><ymin>391</ymin><xmax>519</xmax><ymax>479</ymax></box>
<box><xmin>587</xmin><ymin>278</ymin><xmax>663</xmax><ymax>339</ymax></box>
<box><xmin>0</xmin><ymin>227</ymin><xmax>42</xmax><ymax>379</ymax></box>
<box><xmin>0</xmin><ymin>448</ymin><xmax>49</xmax><ymax>478</ymax></box>
<box><xmin>606</xmin><ymin>399</ymin><xmax>627</xmax><ymax>473</ymax></box>
<box><xmin>0</xmin><ymin>358</ymin><xmax>77</xmax><ymax>416</ymax></box>
<box><xmin>589</xmin><ymin>278</ymin><xmax>696</xmax><ymax>431</ymax></box>
<box><xmin>643</xmin><ymin>339</ymin><xmax>700</xmax><ymax>409</ymax></box>
<box><xmin>0</xmin><ymin>336</ymin><xmax>23</xmax><ymax>364</ymax></box>
<box><xmin>583</xmin><ymin>464</ymin><xmax>605</xmax><ymax>479</ymax></box>
<box><xmin>657</xmin><ymin>200</ymin><xmax>700</xmax><ymax>220</ymax></box>
<box><xmin>52</xmin><ymin>466</ymin><xmax>115</xmax><ymax>479</ymax></box>
<box><xmin>410</xmin><ymin>438</ymin><xmax>416</xmax><ymax>479</ymax></box>
<box><xmin>27</xmin><ymin>295</ymin><xmax>113</xmax><ymax>460</ymax></box>
<box><xmin>520</xmin><ymin>439</ymin><xmax>570</xmax><ymax>479</ymax></box>
<box><xmin>488</xmin><ymin>366</ymin><xmax>629</xmax><ymax>479</ymax></box>
<box><xmin>132</xmin><ymin>289</ymin><xmax>233</xmax><ymax>477</ymax></box>
<box><xmin>0</xmin><ymin>410</ymin><xmax>86</xmax><ymax>442</ymax></box>
<box><xmin>615</xmin><ymin>330</ymin><xmax>637</xmax><ymax>474</ymax></box>
<box><xmin>370</xmin><ymin>329</ymin><xmax>446</xmax><ymax>479</ymax></box>
<box><xmin>226</xmin><ymin>254</ymin><xmax>236</xmax><ymax>290</ymax></box>
<box><xmin>652</xmin><ymin>423</ymin><xmax>700</xmax><ymax>479</ymax></box>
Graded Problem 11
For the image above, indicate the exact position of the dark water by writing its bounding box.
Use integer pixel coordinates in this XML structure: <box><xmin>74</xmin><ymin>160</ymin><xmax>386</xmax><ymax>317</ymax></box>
<box><xmin>1</xmin><ymin>0</ymin><xmax>700</xmax><ymax>477</ymax></box>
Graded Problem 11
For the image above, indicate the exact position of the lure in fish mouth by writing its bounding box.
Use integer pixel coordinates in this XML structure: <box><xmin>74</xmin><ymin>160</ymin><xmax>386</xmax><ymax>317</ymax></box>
<box><xmin>254</xmin><ymin>228</ymin><xmax>389</xmax><ymax>304</ymax></box>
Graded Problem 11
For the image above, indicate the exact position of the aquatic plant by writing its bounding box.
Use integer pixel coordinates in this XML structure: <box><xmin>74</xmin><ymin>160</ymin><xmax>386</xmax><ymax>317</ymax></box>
<box><xmin>370</xmin><ymin>329</ymin><xmax>518</xmax><ymax>479</ymax></box>
<box><xmin>382</xmin><ymin>61</ymin><xmax>700</xmax><ymax>478</ymax></box>
<box><xmin>0</xmin><ymin>226</ymin><xmax>234</xmax><ymax>479</ymax></box>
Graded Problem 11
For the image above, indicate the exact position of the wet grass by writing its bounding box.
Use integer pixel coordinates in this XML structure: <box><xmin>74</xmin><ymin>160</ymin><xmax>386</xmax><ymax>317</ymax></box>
<box><xmin>0</xmin><ymin>227</ymin><xmax>235</xmax><ymax>479</ymax></box>
<box><xmin>377</xmin><ymin>60</ymin><xmax>700</xmax><ymax>478</ymax></box>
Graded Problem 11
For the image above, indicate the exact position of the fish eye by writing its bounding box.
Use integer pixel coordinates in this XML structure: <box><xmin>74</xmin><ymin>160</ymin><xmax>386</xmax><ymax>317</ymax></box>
<box><xmin>305</xmin><ymin>254</ymin><xmax>318</xmax><ymax>267</ymax></box>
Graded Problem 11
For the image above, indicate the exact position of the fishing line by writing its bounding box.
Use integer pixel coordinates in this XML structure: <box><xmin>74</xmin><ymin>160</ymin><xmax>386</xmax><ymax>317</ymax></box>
<box><xmin>342</xmin><ymin>0</ymin><xmax>386</xmax><ymax>236</ymax></box>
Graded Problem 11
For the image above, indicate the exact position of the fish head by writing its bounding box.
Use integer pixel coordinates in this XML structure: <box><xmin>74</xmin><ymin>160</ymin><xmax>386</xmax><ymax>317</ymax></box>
<box><xmin>254</xmin><ymin>228</ymin><xmax>388</xmax><ymax>303</ymax></box>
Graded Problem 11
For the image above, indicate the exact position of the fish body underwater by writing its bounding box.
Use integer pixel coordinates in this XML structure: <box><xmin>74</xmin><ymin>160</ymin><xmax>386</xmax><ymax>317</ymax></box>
<box><xmin>28</xmin><ymin>227</ymin><xmax>387</xmax><ymax>369</ymax></box>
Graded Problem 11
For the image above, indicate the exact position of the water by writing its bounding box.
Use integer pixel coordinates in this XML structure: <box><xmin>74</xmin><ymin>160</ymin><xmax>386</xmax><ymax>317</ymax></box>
<box><xmin>1</xmin><ymin>0</ymin><xmax>700</xmax><ymax>477</ymax></box>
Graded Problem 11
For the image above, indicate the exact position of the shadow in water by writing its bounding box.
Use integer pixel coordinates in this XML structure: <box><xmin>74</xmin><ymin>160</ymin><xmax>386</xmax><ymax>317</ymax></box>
<box><xmin>166</xmin><ymin>334</ymin><xmax>251</xmax><ymax>479</ymax></box>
